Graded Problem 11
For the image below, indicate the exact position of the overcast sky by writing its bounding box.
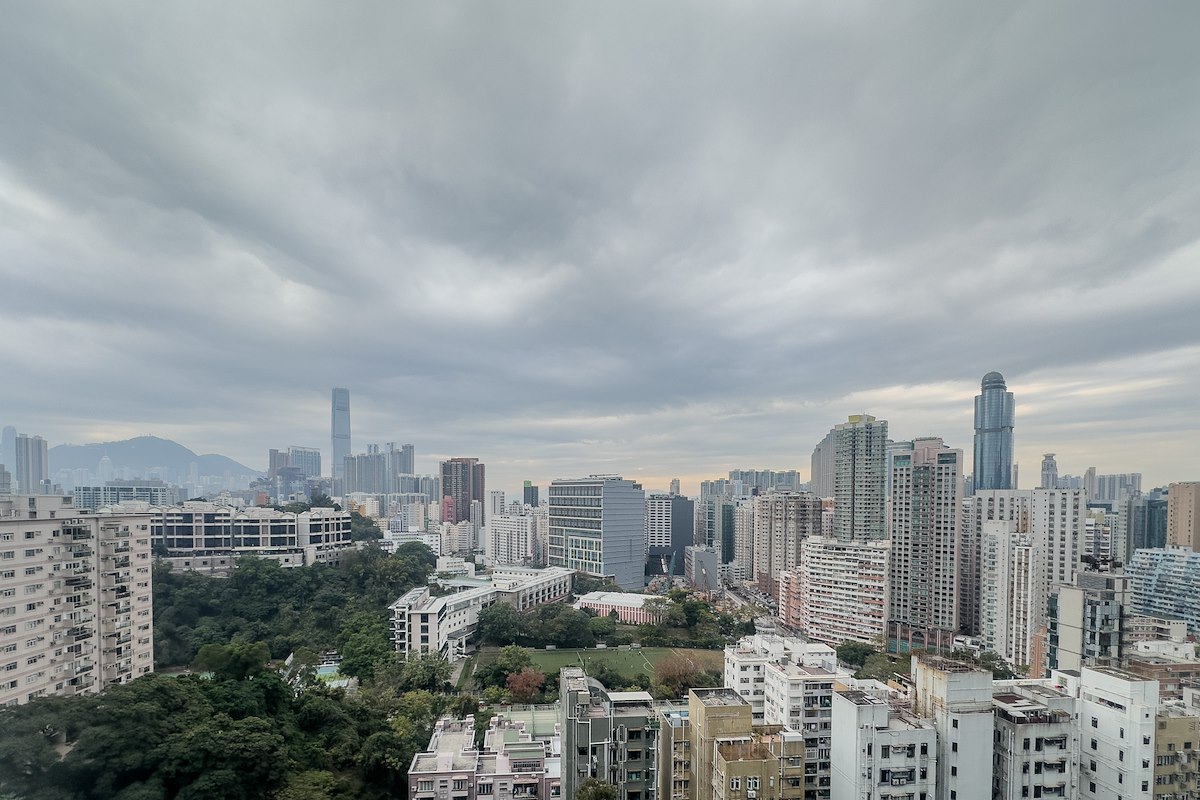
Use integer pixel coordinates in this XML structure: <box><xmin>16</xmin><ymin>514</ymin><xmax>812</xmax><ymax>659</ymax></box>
<box><xmin>2</xmin><ymin>2</ymin><xmax>1198</xmax><ymax>496</ymax></box>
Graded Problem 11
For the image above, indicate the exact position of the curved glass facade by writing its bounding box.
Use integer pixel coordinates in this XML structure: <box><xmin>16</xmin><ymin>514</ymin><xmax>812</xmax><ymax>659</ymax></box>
<box><xmin>973</xmin><ymin>372</ymin><xmax>1014</xmax><ymax>490</ymax></box>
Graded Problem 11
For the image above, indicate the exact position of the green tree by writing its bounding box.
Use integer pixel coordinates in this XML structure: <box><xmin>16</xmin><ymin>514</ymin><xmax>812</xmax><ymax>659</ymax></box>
<box><xmin>192</xmin><ymin>641</ymin><xmax>272</xmax><ymax>680</ymax></box>
<box><xmin>836</xmin><ymin>640</ymin><xmax>877</xmax><ymax>669</ymax></box>
<box><xmin>478</xmin><ymin>602</ymin><xmax>525</xmax><ymax>645</ymax></box>
<box><xmin>350</xmin><ymin>512</ymin><xmax>383</xmax><ymax>541</ymax></box>
<box><xmin>338</xmin><ymin>612</ymin><xmax>393</xmax><ymax>682</ymax></box>
<box><xmin>575</xmin><ymin>778</ymin><xmax>620</xmax><ymax>800</ymax></box>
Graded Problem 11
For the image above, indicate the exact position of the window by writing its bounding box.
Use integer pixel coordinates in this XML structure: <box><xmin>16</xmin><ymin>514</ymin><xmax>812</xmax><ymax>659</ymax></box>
<box><xmin>730</xmin><ymin>778</ymin><xmax>740</xmax><ymax>790</ymax></box>
<box><xmin>952</xmin><ymin>719</ymin><xmax>958</xmax><ymax>729</ymax></box>
<box><xmin>951</xmin><ymin>767</ymin><xmax>957</xmax><ymax>777</ymax></box>
<box><xmin>417</xmin><ymin>781</ymin><xmax>434</xmax><ymax>793</ymax></box>
<box><xmin>951</xmin><ymin>743</ymin><xmax>957</xmax><ymax>753</ymax></box>
<box><xmin>1091</xmin><ymin>739</ymin><xmax>1098</xmax><ymax>751</ymax></box>
<box><xmin>1091</xmin><ymin>717</ymin><xmax>1098</xmax><ymax>728</ymax></box>
<box><xmin>747</xmin><ymin>778</ymin><xmax>759</xmax><ymax>790</ymax></box>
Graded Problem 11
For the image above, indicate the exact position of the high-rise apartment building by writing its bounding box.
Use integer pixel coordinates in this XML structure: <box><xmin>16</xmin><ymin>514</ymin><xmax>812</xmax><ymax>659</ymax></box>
<box><xmin>396</xmin><ymin>443</ymin><xmax>415</xmax><ymax>476</ymax></box>
<box><xmin>488</xmin><ymin>510</ymin><xmax>536</xmax><ymax>566</ymax></box>
<box><xmin>287</xmin><ymin>446</ymin><xmax>322</xmax><ymax>479</ymax></box>
<box><xmin>959</xmin><ymin>488</ymin><xmax>1084</xmax><ymax>637</ymax></box>
<box><xmin>330</xmin><ymin>388</ymin><xmax>351</xmax><ymax>485</ymax></box>
<box><xmin>797</xmin><ymin>537</ymin><xmax>889</xmax><ymax>646</ymax></box>
<box><xmin>547</xmin><ymin>475</ymin><xmax>644</xmax><ymax>589</ymax></box>
<box><xmin>267</xmin><ymin>448</ymin><xmax>289</xmax><ymax>480</ymax></box>
<box><xmin>15</xmin><ymin>434</ymin><xmax>48</xmax><ymax>494</ymax></box>
<box><xmin>1</xmin><ymin>495</ymin><xmax>154</xmax><ymax>706</ymax></box>
<box><xmin>439</xmin><ymin>457</ymin><xmax>486</xmax><ymax>525</ymax></box>
<box><xmin>1041</xmin><ymin>454</ymin><xmax>1059</xmax><ymax>490</ymax></box>
<box><xmin>1126</xmin><ymin>548</ymin><xmax>1200</xmax><ymax>635</ymax></box>
<box><xmin>980</xmin><ymin>520</ymin><xmax>1045</xmax><ymax>673</ymax></box>
<box><xmin>810</xmin><ymin>430</ymin><xmax>836</xmax><ymax>499</ymax></box>
<box><xmin>973</xmin><ymin>371</ymin><xmax>1015</xmax><ymax>491</ymax></box>
<box><xmin>732</xmin><ymin>499</ymin><xmax>755</xmax><ymax>583</ymax></box>
<box><xmin>1166</xmin><ymin>482</ymin><xmax>1200</xmax><ymax>551</ymax></box>
<box><xmin>646</xmin><ymin>493</ymin><xmax>695</xmax><ymax>576</ymax></box>
<box><xmin>695</xmin><ymin>496</ymin><xmax>736</xmax><ymax>574</ymax></box>
<box><xmin>832</xmin><ymin>414</ymin><xmax>887</xmax><ymax>542</ymax></box>
<box><xmin>799</xmin><ymin>415</ymin><xmax>888</xmax><ymax>645</ymax></box>
<box><xmin>0</xmin><ymin>426</ymin><xmax>16</xmax><ymax>474</ymax></box>
<box><xmin>887</xmin><ymin>437</ymin><xmax>961</xmax><ymax>653</ymax></box>
<box><xmin>912</xmin><ymin>655</ymin><xmax>994</xmax><ymax>800</ymax></box>
<box><xmin>751</xmin><ymin>491</ymin><xmax>821</xmax><ymax>594</ymax></box>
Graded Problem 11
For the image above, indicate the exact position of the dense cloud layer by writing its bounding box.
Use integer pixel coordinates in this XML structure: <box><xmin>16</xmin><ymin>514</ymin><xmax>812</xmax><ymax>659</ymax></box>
<box><xmin>2</xmin><ymin>2</ymin><xmax>1198</xmax><ymax>493</ymax></box>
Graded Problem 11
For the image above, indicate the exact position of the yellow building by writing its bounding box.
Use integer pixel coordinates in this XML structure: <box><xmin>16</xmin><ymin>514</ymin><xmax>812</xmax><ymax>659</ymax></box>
<box><xmin>1154</xmin><ymin>706</ymin><xmax>1200</xmax><ymax>800</ymax></box>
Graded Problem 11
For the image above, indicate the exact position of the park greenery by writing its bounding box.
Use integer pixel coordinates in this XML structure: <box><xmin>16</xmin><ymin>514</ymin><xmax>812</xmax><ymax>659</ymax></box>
<box><xmin>476</xmin><ymin>586</ymin><xmax>756</xmax><ymax>654</ymax></box>
<box><xmin>1</xmin><ymin>545</ymin><xmax>750</xmax><ymax>798</ymax></box>
<box><xmin>0</xmin><ymin>542</ymin><xmax>446</xmax><ymax>800</ymax></box>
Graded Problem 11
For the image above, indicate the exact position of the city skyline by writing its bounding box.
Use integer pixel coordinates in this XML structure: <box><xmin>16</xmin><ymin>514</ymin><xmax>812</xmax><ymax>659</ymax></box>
<box><xmin>1</xmin><ymin>4</ymin><xmax>1198</xmax><ymax>495</ymax></box>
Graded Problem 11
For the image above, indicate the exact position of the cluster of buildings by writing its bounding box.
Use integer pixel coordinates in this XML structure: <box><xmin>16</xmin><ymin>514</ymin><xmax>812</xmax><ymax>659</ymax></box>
<box><xmin>409</xmin><ymin>634</ymin><xmax>1200</xmax><ymax>800</ymax></box>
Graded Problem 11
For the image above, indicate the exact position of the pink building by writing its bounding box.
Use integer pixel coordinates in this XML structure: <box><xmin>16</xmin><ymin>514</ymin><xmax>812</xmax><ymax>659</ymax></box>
<box><xmin>574</xmin><ymin>591</ymin><xmax>663</xmax><ymax>625</ymax></box>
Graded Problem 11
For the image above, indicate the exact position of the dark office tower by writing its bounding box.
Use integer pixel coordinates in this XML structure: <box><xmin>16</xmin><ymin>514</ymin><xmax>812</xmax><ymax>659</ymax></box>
<box><xmin>440</xmin><ymin>458</ymin><xmax>485</xmax><ymax>524</ymax></box>
<box><xmin>15</xmin><ymin>434</ymin><xmax>48</xmax><ymax>494</ymax></box>
<box><xmin>1</xmin><ymin>426</ymin><xmax>15</xmax><ymax>471</ymax></box>
<box><xmin>523</xmin><ymin>480</ymin><xmax>539</xmax><ymax>506</ymax></box>
<box><xmin>331</xmin><ymin>388</ymin><xmax>351</xmax><ymax>484</ymax></box>
<box><xmin>972</xmin><ymin>371</ymin><xmax>1015</xmax><ymax>491</ymax></box>
<box><xmin>267</xmin><ymin>449</ymin><xmax>289</xmax><ymax>480</ymax></box>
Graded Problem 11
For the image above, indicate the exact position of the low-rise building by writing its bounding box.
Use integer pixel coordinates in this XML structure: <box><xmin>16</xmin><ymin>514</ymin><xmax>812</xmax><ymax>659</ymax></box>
<box><xmin>126</xmin><ymin>501</ymin><xmax>353</xmax><ymax>572</ymax></box>
<box><xmin>408</xmin><ymin>715</ymin><xmax>563</xmax><ymax>800</ymax></box>
<box><xmin>391</xmin><ymin>567</ymin><xmax>573</xmax><ymax>661</ymax></box>
<box><xmin>574</xmin><ymin>591</ymin><xmax>661</xmax><ymax>625</ymax></box>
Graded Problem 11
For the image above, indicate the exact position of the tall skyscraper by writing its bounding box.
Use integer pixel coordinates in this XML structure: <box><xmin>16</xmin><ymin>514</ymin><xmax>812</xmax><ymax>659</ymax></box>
<box><xmin>0</xmin><ymin>425</ymin><xmax>15</xmax><ymax>471</ymax></box>
<box><xmin>547</xmin><ymin>475</ymin><xmax>645</xmax><ymax>589</ymax></box>
<box><xmin>973</xmin><ymin>371</ymin><xmax>1015</xmax><ymax>491</ymax></box>
<box><xmin>14</xmin><ymin>434</ymin><xmax>48</xmax><ymax>494</ymax></box>
<box><xmin>832</xmin><ymin>414</ymin><xmax>887</xmax><ymax>542</ymax></box>
<box><xmin>809</xmin><ymin>429</ymin><xmax>836</xmax><ymax>498</ymax></box>
<box><xmin>330</xmin><ymin>388</ymin><xmax>351</xmax><ymax>485</ymax></box>
<box><xmin>440</xmin><ymin>457</ymin><xmax>485</xmax><ymax>524</ymax></box>
<box><xmin>396</xmin><ymin>443</ymin><xmax>415</xmax><ymax>475</ymax></box>
<box><xmin>522</xmin><ymin>480</ymin><xmax>539</xmax><ymax>507</ymax></box>
<box><xmin>1040</xmin><ymin>453</ymin><xmax>1058</xmax><ymax>489</ymax></box>
<box><xmin>887</xmin><ymin>437</ymin><xmax>962</xmax><ymax>653</ymax></box>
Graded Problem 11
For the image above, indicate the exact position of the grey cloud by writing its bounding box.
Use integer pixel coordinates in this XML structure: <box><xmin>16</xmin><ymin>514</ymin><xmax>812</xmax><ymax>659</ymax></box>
<box><xmin>1</xmin><ymin>1</ymin><xmax>1199</xmax><ymax>492</ymax></box>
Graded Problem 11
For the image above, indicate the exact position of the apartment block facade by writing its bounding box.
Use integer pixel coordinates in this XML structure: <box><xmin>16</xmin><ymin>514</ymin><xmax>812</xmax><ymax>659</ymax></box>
<box><xmin>1</xmin><ymin>495</ymin><xmax>153</xmax><ymax>706</ymax></box>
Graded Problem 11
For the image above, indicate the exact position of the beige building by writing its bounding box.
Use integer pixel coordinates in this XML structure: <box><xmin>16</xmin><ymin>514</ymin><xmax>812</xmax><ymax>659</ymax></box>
<box><xmin>1154</xmin><ymin>703</ymin><xmax>1200</xmax><ymax>799</ymax></box>
<box><xmin>1</xmin><ymin>495</ymin><xmax>153</xmax><ymax>706</ymax></box>
<box><xmin>713</xmin><ymin>734</ymin><xmax>806</xmax><ymax>800</ymax></box>
<box><xmin>1167</xmin><ymin>482</ymin><xmax>1200</xmax><ymax>551</ymax></box>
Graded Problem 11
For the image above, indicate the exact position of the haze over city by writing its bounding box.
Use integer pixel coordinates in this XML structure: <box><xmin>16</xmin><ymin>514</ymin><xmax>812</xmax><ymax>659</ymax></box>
<box><xmin>2</xmin><ymin>2</ymin><xmax>1198</xmax><ymax>493</ymax></box>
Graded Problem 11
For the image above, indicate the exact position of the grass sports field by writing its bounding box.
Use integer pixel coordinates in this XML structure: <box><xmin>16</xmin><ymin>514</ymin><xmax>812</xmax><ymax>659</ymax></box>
<box><xmin>471</xmin><ymin>646</ymin><xmax>723</xmax><ymax>679</ymax></box>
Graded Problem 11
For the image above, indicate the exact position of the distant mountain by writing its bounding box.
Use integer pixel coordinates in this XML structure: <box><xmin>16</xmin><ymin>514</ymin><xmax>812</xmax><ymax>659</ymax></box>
<box><xmin>49</xmin><ymin>436</ymin><xmax>260</xmax><ymax>478</ymax></box>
